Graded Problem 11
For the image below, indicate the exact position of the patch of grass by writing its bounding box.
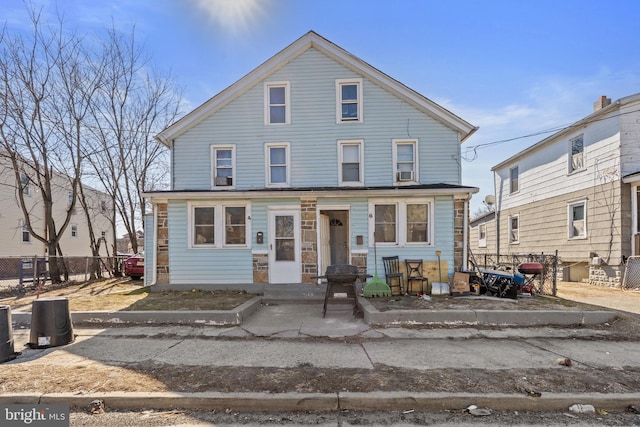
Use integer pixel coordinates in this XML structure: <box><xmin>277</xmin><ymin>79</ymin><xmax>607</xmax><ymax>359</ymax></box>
<box><xmin>124</xmin><ymin>290</ymin><xmax>253</xmax><ymax>311</ymax></box>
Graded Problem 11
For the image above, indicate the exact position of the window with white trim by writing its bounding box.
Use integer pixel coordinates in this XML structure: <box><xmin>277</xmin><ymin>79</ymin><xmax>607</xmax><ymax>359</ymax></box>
<box><xmin>370</xmin><ymin>199</ymin><xmax>433</xmax><ymax>246</ymax></box>
<box><xmin>264</xmin><ymin>81</ymin><xmax>290</xmax><ymax>125</ymax></box>
<box><xmin>568</xmin><ymin>200</ymin><xmax>587</xmax><ymax>239</ymax></box>
<box><xmin>211</xmin><ymin>145</ymin><xmax>235</xmax><ymax>188</ymax></box>
<box><xmin>71</xmin><ymin>224</ymin><xmax>78</xmax><ymax>238</ymax></box>
<box><xmin>20</xmin><ymin>219</ymin><xmax>30</xmax><ymax>243</ymax></box>
<box><xmin>508</xmin><ymin>215</ymin><xmax>519</xmax><ymax>244</ymax></box>
<box><xmin>338</xmin><ymin>139</ymin><xmax>363</xmax><ymax>185</ymax></box>
<box><xmin>20</xmin><ymin>172</ymin><xmax>30</xmax><ymax>196</ymax></box>
<box><xmin>509</xmin><ymin>166</ymin><xmax>519</xmax><ymax>194</ymax></box>
<box><xmin>190</xmin><ymin>203</ymin><xmax>250</xmax><ymax>248</ymax></box>
<box><xmin>336</xmin><ymin>78</ymin><xmax>363</xmax><ymax>123</ymax></box>
<box><xmin>265</xmin><ymin>143</ymin><xmax>290</xmax><ymax>187</ymax></box>
<box><xmin>569</xmin><ymin>136</ymin><xmax>584</xmax><ymax>173</ymax></box>
<box><xmin>478</xmin><ymin>223</ymin><xmax>487</xmax><ymax>248</ymax></box>
<box><xmin>393</xmin><ymin>140</ymin><xmax>418</xmax><ymax>184</ymax></box>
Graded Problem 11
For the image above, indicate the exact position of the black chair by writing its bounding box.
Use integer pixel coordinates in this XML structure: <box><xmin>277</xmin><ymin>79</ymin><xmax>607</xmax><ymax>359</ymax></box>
<box><xmin>405</xmin><ymin>259</ymin><xmax>430</xmax><ymax>295</ymax></box>
<box><xmin>382</xmin><ymin>256</ymin><xmax>405</xmax><ymax>295</ymax></box>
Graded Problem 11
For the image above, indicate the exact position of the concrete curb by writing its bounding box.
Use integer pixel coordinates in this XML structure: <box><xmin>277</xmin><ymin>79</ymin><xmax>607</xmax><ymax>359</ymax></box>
<box><xmin>0</xmin><ymin>392</ymin><xmax>637</xmax><ymax>412</ymax></box>
<box><xmin>357</xmin><ymin>297</ymin><xmax>618</xmax><ymax>326</ymax></box>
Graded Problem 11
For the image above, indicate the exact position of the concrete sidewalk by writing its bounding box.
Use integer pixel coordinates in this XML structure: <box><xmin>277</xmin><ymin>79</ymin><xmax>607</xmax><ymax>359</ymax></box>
<box><xmin>3</xmin><ymin>303</ymin><xmax>639</xmax><ymax>413</ymax></box>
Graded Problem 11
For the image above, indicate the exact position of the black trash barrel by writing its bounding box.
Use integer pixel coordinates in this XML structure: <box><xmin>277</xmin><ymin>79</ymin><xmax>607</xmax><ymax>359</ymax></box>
<box><xmin>0</xmin><ymin>305</ymin><xmax>14</xmax><ymax>362</ymax></box>
<box><xmin>29</xmin><ymin>298</ymin><xmax>74</xmax><ymax>348</ymax></box>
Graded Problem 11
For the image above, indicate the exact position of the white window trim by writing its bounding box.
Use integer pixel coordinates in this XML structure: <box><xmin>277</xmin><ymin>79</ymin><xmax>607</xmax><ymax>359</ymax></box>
<box><xmin>211</xmin><ymin>145</ymin><xmax>236</xmax><ymax>190</ymax></box>
<box><xmin>509</xmin><ymin>166</ymin><xmax>519</xmax><ymax>194</ymax></box>
<box><xmin>337</xmin><ymin>139</ymin><xmax>364</xmax><ymax>186</ymax></box>
<box><xmin>265</xmin><ymin>142</ymin><xmax>290</xmax><ymax>188</ymax></box>
<box><xmin>368</xmin><ymin>198</ymin><xmax>434</xmax><ymax>247</ymax></box>
<box><xmin>20</xmin><ymin>219</ymin><xmax>30</xmax><ymax>243</ymax></box>
<box><xmin>508</xmin><ymin>214</ymin><xmax>519</xmax><ymax>244</ymax></box>
<box><xmin>20</xmin><ymin>172</ymin><xmax>30</xmax><ymax>196</ymax></box>
<box><xmin>478</xmin><ymin>223</ymin><xmax>487</xmax><ymax>248</ymax></box>
<box><xmin>567</xmin><ymin>199</ymin><xmax>588</xmax><ymax>240</ymax></box>
<box><xmin>568</xmin><ymin>135</ymin><xmax>585</xmax><ymax>174</ymax></box>
<box><xmin>392</xmin><ymin>139</ymin><xmax>419</xmax><ymax>185</ymax></box>
<box><xmin>335</xmin><ymin>78</ymin><xmax>363</xmax><ymax>123</ymax></box>
<box><xmin>188</xmin><ymin>201</ymin><xmax>252</xmax><ymax>249</ymax></box>
<box><xmin>264</xmin><ymin>81</ymin><xmax>291</xmax><ymax>125</ymax></box>
<box><xmin>71</xmin><ymin>224</ymin><xmax>78</xmax><ymax>238</ymax></box>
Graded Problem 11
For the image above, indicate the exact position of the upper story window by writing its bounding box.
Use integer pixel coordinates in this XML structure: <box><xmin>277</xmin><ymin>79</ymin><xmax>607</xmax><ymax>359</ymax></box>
<box><xmin>370</xmin><ymin>199</ymin><xmax>433</xmax><ymax>246</ymax></box>
<box><xmin>100</xmin><ymin>200</ymin><xmax>108</xmax><ymax>213</ymax></box>
<box><xmin>478</xmin><ymin>223</ymin><xmax>487</xmax><ymax>248</ymax></box>
<box><xmin>338</xmin><ymin>139</ymin><xmax>363</xmax><ymax>186</ymax></box>
<box><xmin>71</xmin><ymin>224</ymin><xmax>78</xmax><ymax>238</ymax></box>
<box><xmin>509</xmin><ymin>166</ymin><xmax>519</xmax><ymax>194</ymax></box>
<box><xmin>569</xmin><ymin>136</ymin><xmax>584</xmax><ymax>173</ymax></box>
<box><xmin>336</xmin><ymin>78</ymin><xmax>363</xmax><ymax>123</ymax></box>
<box><xmin>190</xmin><ymin>203</ymin><xmax>250</xmax><ymax>248</ymax></box>
<box><xmin>211</xmin><ymin>145</ymin><xmax>235</xmax><ymax>188</ymax></box>
<box><xmin>568</xmin><ymin>200</ymin><xmax>587</xmax><ymax>239</ymax></box>
<box><xmin>264</xmin><ymin>81</ymin><xmax>290</xmax><ymax>125</ymax></box>
<box><xmin>20</xmin><ymin>172</ymin><xmax>30</xmax><ymax>196</ymax></box>
<box><xmin>265</xmin><ymin>142</ymin><xmax>290</xmax><ymax>187</ymax></box>
<box><xmin>508</xmin><ymin>214</ymin><xmax>519</xmax><ymax>244</ymax></box>
<box><xmin>20</xmin><ymin>219</ymin><xmax>30</xmax><ymax>243</ymax></box>
<box><xmin>393</xmin><ymin>139</ymin><xmax>418</xmax><ymax>184</ymax></box>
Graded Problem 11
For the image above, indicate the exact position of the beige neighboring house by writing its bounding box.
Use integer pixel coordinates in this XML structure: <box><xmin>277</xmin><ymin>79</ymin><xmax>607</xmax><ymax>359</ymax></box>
<box><xmin>0</xmin><ymin>157</ymin><xmax>114</xmax><ymax>257</ymax></box>
<box><xmin>490</xmin><ymin>94</ymin><xmax>640</xmax><ymax>286</ymax></box>
<box><xmin>469</xmin><ymin>210</ymin><xmax>497</xmax><ymax>261</ymax></box>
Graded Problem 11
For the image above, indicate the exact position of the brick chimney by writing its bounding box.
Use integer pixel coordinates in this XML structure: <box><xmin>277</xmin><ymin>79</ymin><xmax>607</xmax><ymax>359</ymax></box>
<box><xmin>593</xmin><ymin>95</ymin><xmax>612</xmax><ymax>112</ymax></box>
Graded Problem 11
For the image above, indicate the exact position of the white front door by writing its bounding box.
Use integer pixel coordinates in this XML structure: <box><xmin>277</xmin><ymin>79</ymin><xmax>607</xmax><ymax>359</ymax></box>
<box><xmin>319</xmin><ymin>214</ymin><xmax>331</xmax><ymax>277</ymax></box>
<box><xmin>268</xmin><ymin>209</ymin><xmax>301</xmax><ymax>284</ymax></box>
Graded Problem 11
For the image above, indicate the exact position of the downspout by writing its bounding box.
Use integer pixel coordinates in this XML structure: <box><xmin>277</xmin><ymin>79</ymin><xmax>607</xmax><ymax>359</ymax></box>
<box><xmin>493</xmin><ymin>170</ymin><xmax>500</xmax><ymax>257</ymax></box>
<box><xmin>148</xmin><ymin>201</ymin><xmax>158</xmax><ymax>287</ymax></box>
<box><xmin>463</xmin><ymin>196</ymin><xmax>469</xmax><ymax>269</ymax></box>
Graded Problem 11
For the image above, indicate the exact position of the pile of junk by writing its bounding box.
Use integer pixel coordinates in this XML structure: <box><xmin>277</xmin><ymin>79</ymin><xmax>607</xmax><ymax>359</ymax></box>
<box><xmin>463</xmin><ymin>261</ymin><xmax>544</xmax><ymax>299</ymax></box>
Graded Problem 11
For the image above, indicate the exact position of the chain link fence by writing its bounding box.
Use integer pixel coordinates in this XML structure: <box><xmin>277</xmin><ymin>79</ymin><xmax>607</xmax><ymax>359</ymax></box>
<box><xmin>468</xmin><ymin>252</ymin><xmax>558</xmax><ymax>296</ymax></box>
<box><xmin>622</xmin><ymin>256</ymin><xmax>640</xmax><ymax>291</ymax></box>
<box><xmin>0</xmin><ymin>255</ymin><xmax>131</xmax><ymax>292</ymax></box>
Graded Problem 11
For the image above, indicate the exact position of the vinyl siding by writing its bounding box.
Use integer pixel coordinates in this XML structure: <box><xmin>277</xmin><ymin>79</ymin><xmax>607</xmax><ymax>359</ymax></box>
<box><xmin>172</xmin><ymin>48</ymin><xmax>461</xmax><ymax>191</ymax></box>
<box><xmin>167</xmin><ymin>200</ymin><xmax>253</xmax><ymax>284</ymax></box>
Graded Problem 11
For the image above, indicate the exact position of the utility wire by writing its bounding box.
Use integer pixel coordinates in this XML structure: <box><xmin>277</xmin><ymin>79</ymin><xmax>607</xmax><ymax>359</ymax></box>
<box><xmin>462</xmin><ymin>107</ymin><xmax>640</xmax><ymax>162</ymax></box>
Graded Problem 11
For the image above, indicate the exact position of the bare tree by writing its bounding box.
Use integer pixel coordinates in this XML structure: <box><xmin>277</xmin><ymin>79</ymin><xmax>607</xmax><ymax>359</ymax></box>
<box><xmin>86</xmin><ymin>25</ymin><xmax>182</xmax><ymax>256</ymax></box>
<box><xmin>0</xmin><ymin>7</ymin><xmax>101</xmax><ymax>283</ymax></box>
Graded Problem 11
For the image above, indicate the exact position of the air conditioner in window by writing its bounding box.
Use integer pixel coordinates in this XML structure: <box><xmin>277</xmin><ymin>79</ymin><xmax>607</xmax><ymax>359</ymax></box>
<box><xmin>215</xmin><ymin>176</ymin><xmax>232</xmax><ymax>186</ymax></box>
<box><xmin>397</xmin><ymin>171</ymin><xmax>414</xmax><ymax>182</ymax></box>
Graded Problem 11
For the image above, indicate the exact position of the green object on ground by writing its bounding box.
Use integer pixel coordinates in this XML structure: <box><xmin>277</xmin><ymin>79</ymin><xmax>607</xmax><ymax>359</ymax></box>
<box><xmin>363</xmin><ymin>273</ymin><xmax>391</xmax><ymax>297</ymax></box>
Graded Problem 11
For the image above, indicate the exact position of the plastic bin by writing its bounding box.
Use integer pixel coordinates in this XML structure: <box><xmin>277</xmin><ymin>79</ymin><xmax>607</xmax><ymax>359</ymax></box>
<box><xmin>29</xmin><ymin>298</ymin><xmax>74</xmax><ymax>348</ymax></box>
<box><xmin>0</xmin><ymin>305</ymin><xmax>14</xmax><ymax>363</ymax></box>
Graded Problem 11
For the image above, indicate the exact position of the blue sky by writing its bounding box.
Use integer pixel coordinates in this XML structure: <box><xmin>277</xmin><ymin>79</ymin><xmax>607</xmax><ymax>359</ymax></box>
<box><xmin>5</xmin><ymin>0</ymin><xmax>640</xmax><ymax>215</ymax></box>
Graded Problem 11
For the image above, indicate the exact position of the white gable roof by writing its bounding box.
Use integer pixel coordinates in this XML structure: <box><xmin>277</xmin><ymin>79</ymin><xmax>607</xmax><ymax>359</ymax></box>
<box><xmin>156</xmin><ymin>31</ymin><xmax>477</xmax><ymax>146</ymax></box>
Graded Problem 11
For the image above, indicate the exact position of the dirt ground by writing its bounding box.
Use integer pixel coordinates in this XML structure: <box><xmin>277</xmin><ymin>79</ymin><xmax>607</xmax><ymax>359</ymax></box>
<box><xmin>1</xmin><ymin>279</ymin><xmax>640</xmax><ymax>400</ymax></box>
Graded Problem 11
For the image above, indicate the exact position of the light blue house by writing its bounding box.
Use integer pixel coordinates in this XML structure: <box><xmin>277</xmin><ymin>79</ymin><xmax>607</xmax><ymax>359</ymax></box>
<box><xmin>144</xmin><ymin>31</ymin><xmax>478</xmax><ymax>289</ymax></box>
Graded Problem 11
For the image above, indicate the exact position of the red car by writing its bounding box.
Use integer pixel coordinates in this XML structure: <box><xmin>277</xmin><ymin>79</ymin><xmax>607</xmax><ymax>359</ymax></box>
<box><xmin>123</xmin><ymin>255</ymin><xmax>144</xmax><ymax>280</ymax></box>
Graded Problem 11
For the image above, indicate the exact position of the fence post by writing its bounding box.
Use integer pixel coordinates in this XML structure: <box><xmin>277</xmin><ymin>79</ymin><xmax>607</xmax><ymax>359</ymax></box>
<box><xmin>84</xmin><ymin>257</ymin><xmax>89</xmax><ymax>282</ymax></box>
<box><xmin>32</xmin><ymin>255</ymin><xmax>38</xmax><ymax>286</ymax></box>
<box><xmin>553</xmin><ymin>250</ymin><xmax>558</xmax><ymax>296</ymax></box>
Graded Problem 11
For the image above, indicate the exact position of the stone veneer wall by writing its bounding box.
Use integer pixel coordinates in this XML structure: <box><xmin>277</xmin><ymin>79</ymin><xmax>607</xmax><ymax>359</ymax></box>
<box><xmin>253</xmin><ymin>253</ymin><xmax>269</xmax><ymax>283</ymax></box>
<box><xmin>156</xmin><ymin>203</ymin><xmax>169</xmax><ymax>284</ymax></box>
<box><xmin>301</xmin><ymin>197</ymin><xmax>318</xmax><ymax>283</ymax></box>
<box><xmin>454</xmin><ymin>199</ymin><xmax>465</xmax><ymax>271</ymax></box>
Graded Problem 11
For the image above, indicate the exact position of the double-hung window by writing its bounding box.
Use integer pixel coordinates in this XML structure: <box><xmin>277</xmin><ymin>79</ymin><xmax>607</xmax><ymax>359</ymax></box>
<box><xmin>569</xmin><ymin>136</ymin><xmax>584</xmax><ymax>173</ymax></box>
<box><xmin>370</xmin><ymin>199</ymin><xmax>433</xmax><ymax>246</ymax></box>
<box><xmin>71</xmin><ymin>224</ymin><xmax>78</xmax><ymax>238</ymax></box>
<box><xmin>508</xmin><ymin>215</ymin><xmax>519</xmax><ymax>244</ymax></box>
<box><xmin>336</xmin><ymin>78</ymin><xmax>363</xmax><ymax>123</ymax></box>
<box><xmin>265</xmin><ymin>81</ymin><xmax>290</xmax><ymax>125</ymax></box>
<box><xmin>478</xmin><ymin>223</ymin><xmax>487</xmax><ymax>248</ymax></box>
<box><xmin>20</xmin><ymin>219</ymin><xmax>30</xmax><ymax>243</ymax></box>
<box><xmin>568</xmin><ymin>200</ymin><xmax>587</xmax><ymax>239</ymax></box>
<box><xmin>20</xmin><ymin>173</ymin><xmax>30</xmax><ymax>196</ymax></box>
<box><xmin>212</xmin><ymin>145</ymin><xmax>235</xmax><ymax>188</ymax></box>
<box><xmin>191</xmin><ymin>203</ymin><xmax>250</xmax><ymax>248</ymax></box>
<box><xmin>509</xmin><ymin>166</ymin><xmax>519</xmax><ymax>194</ymax></box>
<box><xmin>338</xmin><ymin>139</ymin><xmax>363</xmax><ymax>186</ymax></box>
<box><xmin>393</xmin><ymin>139</ymin><xmax>418</xmax><ymax>183</ymax></box>
<box><xmin>266</xmin><ymin>142</ymin><xmax>290</xmax><ymax>187</ymax></box>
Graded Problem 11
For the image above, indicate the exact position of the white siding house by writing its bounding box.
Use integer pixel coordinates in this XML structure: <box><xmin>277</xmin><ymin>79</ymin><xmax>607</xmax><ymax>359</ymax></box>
<box><xmin>144</xmin><ymin>31</ymin><xmax>478</xmax><ymax>289</ymax></box>
<box><xmin>0</xmin><ymin>156</ymin><xmax>114</xmax><ymax>258</ymax></box>
<box><xmin>491</xmin><ymin>94</ymin><xmax>640</xmax><ymax>285</ymax></box>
